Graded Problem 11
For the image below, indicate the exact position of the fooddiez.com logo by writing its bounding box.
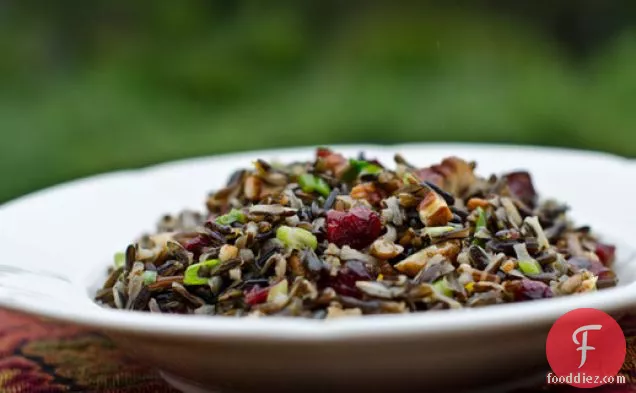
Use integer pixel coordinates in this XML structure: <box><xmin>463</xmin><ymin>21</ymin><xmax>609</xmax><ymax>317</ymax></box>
<box><xmin>546</xmin><ymin>308</ymin><xmax>626</xmax><ymax>388</ymax></box>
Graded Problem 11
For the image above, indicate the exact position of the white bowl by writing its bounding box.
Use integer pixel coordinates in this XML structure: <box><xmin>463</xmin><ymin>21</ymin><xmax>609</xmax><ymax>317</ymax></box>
<box><xmin>0</xmin><ymin>144</ymin><xmax>635</xmax><ymax>392</ymax></box>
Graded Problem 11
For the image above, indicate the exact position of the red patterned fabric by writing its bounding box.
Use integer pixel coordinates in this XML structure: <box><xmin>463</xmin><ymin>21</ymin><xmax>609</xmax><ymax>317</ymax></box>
<box><xmin>1</xmin><ymin>308</ymin><xmax>635</xmax><ymax>392</ymax></box>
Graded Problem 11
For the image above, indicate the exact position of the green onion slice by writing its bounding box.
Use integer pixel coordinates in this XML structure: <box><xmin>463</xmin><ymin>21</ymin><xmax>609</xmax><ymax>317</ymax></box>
<box><xmin>184</xmin><ymin>259</ymin><xmax>221</xmax><ymax>285</ymax></box>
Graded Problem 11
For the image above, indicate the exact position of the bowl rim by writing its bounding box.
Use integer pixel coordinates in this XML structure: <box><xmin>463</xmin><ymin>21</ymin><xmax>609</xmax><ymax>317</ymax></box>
<box><xmin>0</xmin><ymin>143</ymin><xmax>634</xmax><ymax>342</ymax></box>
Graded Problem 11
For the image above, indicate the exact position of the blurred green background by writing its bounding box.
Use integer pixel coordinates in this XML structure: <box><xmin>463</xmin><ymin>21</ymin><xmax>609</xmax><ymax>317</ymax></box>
<box><xmin>1</xmin><ymin>1</ymin><xmax>636</xmax><ymax>203</ymax></box>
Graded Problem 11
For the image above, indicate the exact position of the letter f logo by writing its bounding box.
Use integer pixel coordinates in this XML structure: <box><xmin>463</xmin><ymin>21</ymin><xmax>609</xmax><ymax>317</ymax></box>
<box><xmin>573</xmin><ymin>325</ymin><xmax>602</xmax><ymax>368</ymax></box>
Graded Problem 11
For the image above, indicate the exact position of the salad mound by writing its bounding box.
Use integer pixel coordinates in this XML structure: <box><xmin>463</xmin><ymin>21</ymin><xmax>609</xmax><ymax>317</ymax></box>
<box><xmin>95</xmin><ymin>148</ymin><xmax>617</xmax><ymax>318</ymax></box>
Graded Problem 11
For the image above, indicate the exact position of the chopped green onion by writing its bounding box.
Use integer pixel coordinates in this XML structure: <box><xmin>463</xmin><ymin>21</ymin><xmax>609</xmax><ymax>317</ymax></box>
<box><xmin>518</xmin><ymin>260</ymin><xmax>542</xmax><ymax>275</ymax></box>
<box><xmin>276</xmin><ymin>226</ymin><xmax>318</xmax><ymax>250</ymax></box>
<box><xmin>215</xmin><ymin>209</ymin><xmax>247</xmax><ymax>226</ymax></box>
<box><xmin>341</xmin><ymin>159</ymin><xmax>383</xmax><ymax>181</ymax></box>
<box><xmin>472</xmin><ymin>207</ymin><xmax>488</xmax><ymax>246</ymax></box>
<box><xmin>114</xmin><ymin>252</ymin><xmax>125</xmax><ymax>269</ymax></box>
<box><xmin>184</xmin><ymin>259</ymin><xmax>221</xmax><ymax>285</ymax></box>
<box><xmin>475</xmin><ymin>207</ymin><xmax>487</xmax><ymax>231</ymax></box>
<box><xmin>298</xmin><ymin>174</ymin><xmax>331</xmax><ymax>197</ymax></box>
<box><xmin>350</xmin><ymin>159</ymin><xmax>382</xmax><ymax>176</ymax></box>
<box><xmin>314</xmin><ymin>177</ymin><xmax>331</xmax><ymax>197</ymax></box>
<box><xmin>298</xmin><ymin>174</ymin><xmax>315</xmax><ymax>192</ymax></box>
<box><xmin>348</xmin><ymin>159</ymin><xmax>365</xmax><ymax>172</ymax></box>
<box><xmin>513</xmin><ymin>243</ymin><xmax>542</xmax><ymax>275</ymax></box>
<box><xmin>360</xmin><ymin>164</ymin><xmax>382</xmax><ymax>177</ymax></box>
<box><xmin>143</xmin><ymin>270</ymin><xmax>157</xmax><ymax>285</ymax></box>
<box><xmin>267</xmin><ymin>279</ymin><xmax>288</xmax><ymax>303</ymax></box>
<box><xmin>422</xmin><ymin>226</ymin><xmax>456</xmax><ymax>237</ymax></box>
<box><xmin>432</xmin><ymin>277</ymin><xmax>453</xmax><ymax>297</ymax></box>
<box><xmin>349</xmin><ymin>159</ymin><xmax>370</xmax><ymax>171</ymax></box>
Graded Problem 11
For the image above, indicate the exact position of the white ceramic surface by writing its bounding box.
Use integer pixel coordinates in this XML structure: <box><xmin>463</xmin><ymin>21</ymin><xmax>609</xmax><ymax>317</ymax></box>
<box><xmin>0</xmin><ymin>144</ymin><xmax>635</xmax><ymax>392</ymax></box>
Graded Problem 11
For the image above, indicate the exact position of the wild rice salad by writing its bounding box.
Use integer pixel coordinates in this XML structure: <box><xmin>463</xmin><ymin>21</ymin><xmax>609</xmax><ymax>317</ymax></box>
<box><xmin>95</xmin><ymin>148</ymin><xmax>618</xmax><ymax>318</ymax></box>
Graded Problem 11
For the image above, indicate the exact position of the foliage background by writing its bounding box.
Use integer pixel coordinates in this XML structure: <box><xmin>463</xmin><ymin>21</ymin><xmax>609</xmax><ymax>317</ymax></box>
<box><xmin>1</xmin><ymin>1</ymin><xmax>635</xmax><ymax>203</ymax></box>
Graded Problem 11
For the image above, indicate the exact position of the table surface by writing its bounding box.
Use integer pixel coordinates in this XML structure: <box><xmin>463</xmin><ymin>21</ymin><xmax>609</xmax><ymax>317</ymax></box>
<box><xmin>1</xmin><ymin>309</ymin><xmax>635</xmax><ymax>392</ymax></box>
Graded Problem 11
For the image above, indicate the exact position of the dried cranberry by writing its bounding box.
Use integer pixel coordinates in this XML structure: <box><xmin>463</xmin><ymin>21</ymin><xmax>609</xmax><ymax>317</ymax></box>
<box><xmin>597</xmin><ymin>270</ymin><xmax>618</xmax><ymax>289</ymax></box>
<box><xmin>328</xmin><ymin>261</ymin><xmax>374</xmax><ymax>298</ymax></box>
<box><xmin>184</xmin><ymin>235</ymin><xmax>210</xmax><ymax>256</ymax></box>
<box><xmin>503</xmin><ymin>171</ymin><xmax>537</xmax><ymax>207</ymax></box>
<box><xmin>595</xmin><ymin>243</ymin><xmax>616</xmax><ymax>266</ymax></box>
<box><xmin>316</xmin><ymin>147</ymin><xmax>333</xmax><ymax>158</ymax></box>
<box><xmin>511</xmin><ymin>279</ymin><xmax>553</xmax><ymax>301</ymax></box>
<box><xmin>326</xmin><ymin>207</ymin><xmax>382</xmax><ymax>249</ymax></box>
<box><xmin>245</xmin><ymin>286</ymin><xmax>269</xmax><ymax>305</ymax></box>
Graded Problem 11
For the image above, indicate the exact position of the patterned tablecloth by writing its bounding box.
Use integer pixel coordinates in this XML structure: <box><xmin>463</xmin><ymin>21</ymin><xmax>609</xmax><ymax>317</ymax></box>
<box><xmin>1</xmin><ymin>309</ymin><xmax>636</xmax><ymax>393</ymax></box>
